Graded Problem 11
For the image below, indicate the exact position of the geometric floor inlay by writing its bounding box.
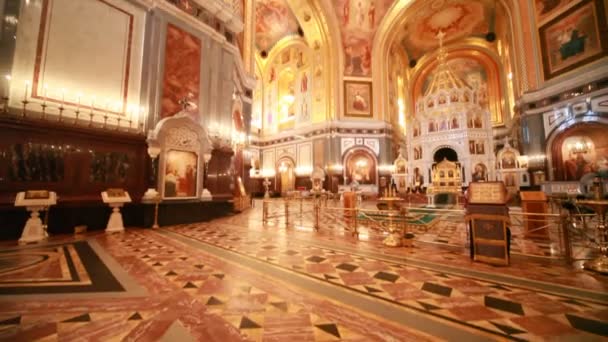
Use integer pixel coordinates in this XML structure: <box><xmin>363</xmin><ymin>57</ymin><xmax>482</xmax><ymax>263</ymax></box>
<box><xmin>0</xmin><ymin>241</ymin><xmax>123</xmax><ymax>295</ymax></box>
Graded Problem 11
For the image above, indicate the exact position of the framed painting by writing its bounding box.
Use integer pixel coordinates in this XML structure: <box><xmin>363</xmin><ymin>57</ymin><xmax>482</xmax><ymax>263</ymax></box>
<box><xmin>539</xmin><ymin>0</ymin><xmax>608</xmax><ymax>80</ymax></box>
<box><xmin>163</xmin><ymin>150</ymin><xmax>198</xmax><ymax>199</ymax></box>
<box><xmin>344</xmin><ymin>81</ymin><xmax>373</xmax><ymax>117</ymax></box>
<box><xmin>534</xmin><ymin>0</ymin><xmax>578</xmax><ymax>24</ymax></box>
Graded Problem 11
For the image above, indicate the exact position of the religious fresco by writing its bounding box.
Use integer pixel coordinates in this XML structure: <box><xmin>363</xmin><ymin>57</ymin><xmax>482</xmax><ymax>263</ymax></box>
<box><xmin>534</xmin><ymin>0</ymin><xmax>577</xmax><ymax>24</ymax></box>
<box><xmin>255</xmin><ymin>0</ymin><xmax>299</xmax><ymax>52</ymax></box>
<box><xmin>164</xmin><ymin>150</ymin><xmax>198</xmax><ymax>198</ymax></box>
<box><xmin>560</xmin><ymin>135</ymin><xmax>608</xmax><ymax>181</ymax></box>
<box><xmin>421</xmin><ymin>57</ymin><xmax>489</xmax><ymax>109</ymax></box>
<box><xmin>400</xmin><ymin>0</ymin><xmax>495</xmax><ymax>61</ymax></box>
<box><xmin>161</xmin><ymin>24</ymin><xmax>201</xmax><ymax>119</ymax></box>
<box><xmin>333</xmin><ymin>0</ymin><xmax>395</xmax><ymax>76</ymax></box>
<box><xmin>539</xmin><ymin>0</ymin><xmax>607</xmax><ymax>80</ymax></box>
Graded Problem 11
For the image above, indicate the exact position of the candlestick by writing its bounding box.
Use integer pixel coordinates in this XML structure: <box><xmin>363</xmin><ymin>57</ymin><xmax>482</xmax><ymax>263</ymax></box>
<box><xmin>41</xmin><ymin>85</ymin><xmax>48</xmax><ymax>119</ymax></box>
<box><xmin>58</xmin><ymin>88</ymin><xmax>66</xmax><ymax>122</ymax></box>
<box><xmin>76</xmin><ymin>92</ymin><xmax>81</xmax><ymax>111</ymax></box>
<box><xmin>89</xmin><ymin>97</ymin><xmax>95</xmax><ymax>128</ymax></box>
<box><xmin>116</xmin><ymin>117</ymin><xmax>121</xmax><ymax>130</ymax></box>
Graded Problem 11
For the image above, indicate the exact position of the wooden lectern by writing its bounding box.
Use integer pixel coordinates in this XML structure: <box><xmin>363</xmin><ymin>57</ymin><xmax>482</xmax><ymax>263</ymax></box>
<box><xmin>520</xmin><ymin>191</ymin><xmax>548</xmax><ymax>239</ymax></box>
<box><xmin>466</xmin><ymin>182</ymin><xmax>510</xmax><ymax>266</ymax></box>
<box><xmin>343</xmin><ymin>192</ymin><xmax>356</xmax><ymax>223</ymax></box>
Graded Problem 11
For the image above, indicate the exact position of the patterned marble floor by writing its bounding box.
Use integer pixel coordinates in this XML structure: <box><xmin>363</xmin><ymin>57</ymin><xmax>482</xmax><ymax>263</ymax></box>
<box><xmin>1</xmin><ymin>201</ymin><xmax>607</xmax><ymax>341</ymax></box>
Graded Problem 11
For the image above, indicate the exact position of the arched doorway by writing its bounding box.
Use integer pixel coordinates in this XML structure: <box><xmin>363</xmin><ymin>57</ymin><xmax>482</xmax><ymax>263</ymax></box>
<box><xmin>277</xmin><ymin>158</ymin><xmax>295</xmax><ymax>194</ymax></box>
<box><xmin>434</xmin><ymin>147</ymin><xmax>458</xmax><ymax>162</ymax></box>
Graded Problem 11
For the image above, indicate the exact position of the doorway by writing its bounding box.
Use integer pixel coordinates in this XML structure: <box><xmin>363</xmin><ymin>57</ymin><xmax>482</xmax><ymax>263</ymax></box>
<box><xmin>433</xmin><ymin>147</ymin><xmax>458</xmax><ymax>162</ymax></box>
<box><xmin>277</xmin><ymin>159</ymin><xmax>295</xmax><ymax>194</ymax></box>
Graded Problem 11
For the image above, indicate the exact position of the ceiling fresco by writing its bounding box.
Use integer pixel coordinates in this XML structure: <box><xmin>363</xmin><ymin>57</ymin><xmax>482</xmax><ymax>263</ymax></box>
<box><xmin>400</xmin><ymin>0</ymin><xmax>496</xmax><ymax>61</ymax></box>
<box><xmin>255</xmin><ymin>0</ymin><xmax>300</xmax><ymax>53</ymax></box>
<box><xmin>332</xmin><ymin>0</ymin><xmax>396</xmax><ymax>77</ymax></box>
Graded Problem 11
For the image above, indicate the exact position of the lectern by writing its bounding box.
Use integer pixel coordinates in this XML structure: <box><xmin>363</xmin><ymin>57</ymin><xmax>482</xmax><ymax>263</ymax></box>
<box><xmin>14</xmin><ymin>190</ymin><xmax>57</xmax><ymax>244</ymax></box>
<box><xmin>466</xmin><ymin>182</ymin><xmax>510</xmax><ymax>266</ymax></box>
<box><xmin>520</xmin><ymin>191</ymin><xmax>548</xmax><ymax>239</ymax></box>
<box><xmin>101</xmin><ymin>188</ymin><xmax>131</xmax><ymax>233</ymax></box>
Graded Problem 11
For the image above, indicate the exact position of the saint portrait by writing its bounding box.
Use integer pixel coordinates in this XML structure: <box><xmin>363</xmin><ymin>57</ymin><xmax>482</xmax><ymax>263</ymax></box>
<box><xmin>344</xmin><ymin>81</ymin><xmax>372</xmax><ymax>117</ymax></box>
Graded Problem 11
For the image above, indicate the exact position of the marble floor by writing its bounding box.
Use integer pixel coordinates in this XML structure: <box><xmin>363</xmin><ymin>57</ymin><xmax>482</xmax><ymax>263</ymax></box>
<box><xmin>1</xmin><ymin>200</ymin><xmax>607</xmax><ymax>341</ymax></box>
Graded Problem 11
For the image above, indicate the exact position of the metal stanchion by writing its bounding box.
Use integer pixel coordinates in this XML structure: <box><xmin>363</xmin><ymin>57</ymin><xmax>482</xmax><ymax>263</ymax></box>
<box><xmin>560</xmin><ymin>212</ymin><xmax>572</xmax><ymax>263</ymax></box>
<box><xmin>263</xmin><ymin>200</ymin><xmax>268</xmax><ymax>225</ymax></box>
<box><xmin>314</xmin><ymin>197</ymin><xmax>320</xmax><ymax>231</ymax></box>
<box><xmin>285</xmin><ymin>197</ymin><xmax>290</xmax><ymax>227</ymax></box>
<box><xmin>353</xmin><ymin>207</ymin><xmax>358</xmax><ymax>237</ymax></box>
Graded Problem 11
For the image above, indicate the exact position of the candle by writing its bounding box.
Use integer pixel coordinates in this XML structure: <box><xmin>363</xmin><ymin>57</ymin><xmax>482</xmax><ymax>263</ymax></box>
<box><xmin>91</xmin><ymin>96</ymin><xmax>96</xmax><ymax>109</ymax></box>
<box><xmin>24</xmin><ymin>80</ymin><xmax>30</xmax><ymax>101</ymax></box>
<box><xmin>60</xmin><ymin>88</ymin><xmax>66</xmax><ymax>106</ymax></box>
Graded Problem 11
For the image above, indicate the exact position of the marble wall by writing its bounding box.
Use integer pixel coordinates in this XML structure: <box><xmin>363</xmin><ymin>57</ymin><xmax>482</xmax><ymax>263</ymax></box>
<box><xmin>161</xmin><ymin>24</ymin><xmax>201</xmax><ymax>118</ymax></box>
<box><xmin>10</xmin><ymin>0</ymin><xmax>146</xmax><ymax>125</ymax></box>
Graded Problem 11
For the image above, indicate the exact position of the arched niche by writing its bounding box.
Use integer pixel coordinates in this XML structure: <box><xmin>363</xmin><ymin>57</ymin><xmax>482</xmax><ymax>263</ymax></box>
<box><xmin>411</xmin><ymin>47</ymin><xmax>505</xmax><ymax>127</ymax></box>
<box><xmin>276</xmin><ymin>156</ymin><xmax>296</xmax><ymax>194</ymax></box>
<box><xmin>147</xmin><ymin>113</ymin><xmax>210</xmax><ymax>200</ymax></box>
<box><xmin>548</xmin><ymin>122</ymin><xmax>608</xmax><ymax>181</ymax></box>
<box><xmin>343</xmin><ymin>147</ymin><xmax>377</xmax><ymax>187</ymax></box>
<box><xmin>258</xmin><ymin>39</ymin><xmax>313</xmax><ymax>133</ymax></box>
<box><xmin>373</xmin><ymin>0</ymin><xmax>526</xmax><ymax>124</ymax></box>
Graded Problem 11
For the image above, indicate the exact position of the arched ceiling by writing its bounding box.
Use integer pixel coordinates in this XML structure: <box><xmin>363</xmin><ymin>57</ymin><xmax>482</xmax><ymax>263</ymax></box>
<box><xmin>255</xmin><ymin>0</ymin><xmax>300</xmax><ymax>53</ymax></box>
<box><xmin>399</xmin><ymin>0</ymin><xmax>497</xmax><ymax>62</ymax></box>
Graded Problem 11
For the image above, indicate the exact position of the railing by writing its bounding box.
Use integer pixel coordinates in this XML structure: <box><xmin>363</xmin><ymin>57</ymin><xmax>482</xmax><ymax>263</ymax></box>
<box><xmin>260</xmin><ymin>196</ymin><xmax>601</xmax><ymax>263</ymax></box>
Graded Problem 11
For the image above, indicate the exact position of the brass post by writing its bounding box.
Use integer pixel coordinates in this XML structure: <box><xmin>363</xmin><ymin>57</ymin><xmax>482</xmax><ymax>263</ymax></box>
<box><xmin>152</xmin><ymin>195</ymin><xmax>160</xmax><ymax>229</ymax></box>
<box><xmin>263</xmin><ymin>200</ymin><xmax>268</xmax><ymax>225</ymax></box>
<box><xmin>285</xmin><ymin>197</ymin><xmax>290</xmax><ymax>227</ymax></box>
<box><xmin>314</xmin><ymin>197</ymin><xmax>320</xmax><ymax>231</ymax></box>
<box><xmin>560</xmin><ymin>212</ymin><xmax>572</xmax><ymax>263</ymax></box>
<box><xmin>353</xmin><ymin>207</ymin><xmax>358</xmax><ymax>237</ymax></box>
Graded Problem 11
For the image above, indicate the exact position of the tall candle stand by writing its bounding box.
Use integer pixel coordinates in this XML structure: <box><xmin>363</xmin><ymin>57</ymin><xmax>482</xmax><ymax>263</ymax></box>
<box><xmin>21</xmin><ymin>99</ymin><xmax>28</xmax><ymax>117</ymax></box>
<box><xmin>74</xmin><ymin>108</ymin><xmax>80</xmax><ymax>124</ymax></box>
<box><xmin>116</xmin><ymin>117</ymin><xmax>121</xmax><ymax>130</ymax></box>
<box><xmin>103</xmin><ymin>114</ymin><xmax>108</xmax><ymax>128</ymax></box>
<box><xmin>88</xmin><ymin>109</ymin><xmax>94</xmax><ymax>127</ymax></box>
<box><xmin>40</xmin><ymin>102</ymin><xmax>47</xmax><ymax>119</ymax></box>
<box><xmin>58</xmin><ymin>104</ymin><xmax>64</xmax><ymax>122</ymax></box>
